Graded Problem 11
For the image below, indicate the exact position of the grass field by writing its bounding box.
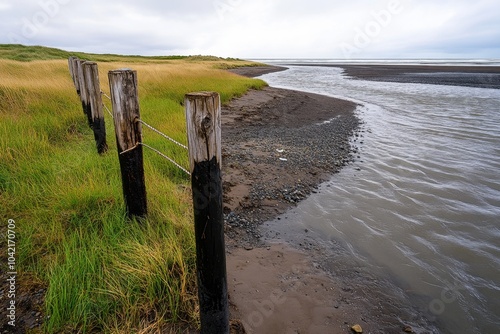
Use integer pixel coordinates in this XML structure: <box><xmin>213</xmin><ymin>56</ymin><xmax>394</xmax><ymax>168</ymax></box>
<box><xmin>0</xmin><ymin>44</ymin><xmax>266</xmax><ymax>333</ymax></box>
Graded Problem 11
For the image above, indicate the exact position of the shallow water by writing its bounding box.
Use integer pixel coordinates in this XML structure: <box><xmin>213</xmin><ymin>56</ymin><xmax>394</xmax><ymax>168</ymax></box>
<box><xmin>259</xmin><ymin>65</ymin><xmax>500</xmax><ymax>334</ymax></box>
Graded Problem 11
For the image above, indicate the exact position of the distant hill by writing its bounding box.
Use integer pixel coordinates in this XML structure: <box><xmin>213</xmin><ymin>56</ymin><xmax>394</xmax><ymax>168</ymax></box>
<box><xmin>0</xmin><ymin>44</ymin><xmax>240</xmax><ymax>62</ymax></box>
<box><xmin>0</xmin><ymin>44</ymin><xmax>73</xmax><ymax>61</ymax></box>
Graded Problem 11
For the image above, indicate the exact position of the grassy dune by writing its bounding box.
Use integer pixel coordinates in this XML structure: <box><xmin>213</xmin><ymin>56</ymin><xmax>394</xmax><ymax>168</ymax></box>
<box><xmin>0</xmin><ymin>45</ymin><xmax>266</xmax><ymax>333</ymax></box>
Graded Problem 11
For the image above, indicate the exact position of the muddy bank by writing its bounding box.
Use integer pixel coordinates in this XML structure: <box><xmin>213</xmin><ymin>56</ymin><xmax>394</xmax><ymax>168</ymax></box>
<box><xmin>221</xmin><ymin>85</ymin><xmax>360</xmax><ymax>247</ymax></box>
<box><xmin>229</xmin><ymin>65</ymin><xmax>288</xmax><ymax>78</ymax></box>
<box><xmin>223</xmin><ymin>67</ymin><xmax>439</xmax><ymax>333</ymax></box>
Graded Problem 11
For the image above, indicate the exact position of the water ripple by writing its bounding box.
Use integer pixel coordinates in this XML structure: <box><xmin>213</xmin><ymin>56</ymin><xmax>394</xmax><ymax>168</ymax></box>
<box><xmin>261</xmin><ymin>65</ymin><xmax>500</xmax><ymax>334</ymax></box>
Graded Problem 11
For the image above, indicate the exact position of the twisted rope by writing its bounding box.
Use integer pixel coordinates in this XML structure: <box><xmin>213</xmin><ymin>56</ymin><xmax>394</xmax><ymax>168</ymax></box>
<box><xmin>102</xmin><ymin>103</ymin><xmax>114</xmax><ymax>118</ymax></box>
<box><xmin>118</xmin><ymin>143</ymin><xmax>190</xmax><ymax>175</ymax></box>
<box><xmin>138</xmin><ymin>119</ymin><xmax>188</xmax><ymax>150</ymax></box>
<box><xmin>101</xmin><ymin>91</ymin><xmax>112</xmax><ymax>101</ymax></box>
<box><xmin>100</xmin><ymin>90</ymin><xmax>189</xmax><ymax>175</ymax></box>
<box><xmin>140</xmin><ymin>143</ymin><xmax>191</xmax><ymax>176</ymax></box>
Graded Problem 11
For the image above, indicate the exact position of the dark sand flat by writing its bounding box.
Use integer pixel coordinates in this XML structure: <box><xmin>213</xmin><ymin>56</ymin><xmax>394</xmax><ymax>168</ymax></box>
<box><xmin>287</xmin><ymin>63</ymin><xmax>500</xmax><ymax>89</ymax></box>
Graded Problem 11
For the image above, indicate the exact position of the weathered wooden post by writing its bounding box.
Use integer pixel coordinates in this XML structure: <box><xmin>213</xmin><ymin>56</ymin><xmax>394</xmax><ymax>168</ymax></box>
<box><xmin>71</xmin><ymin>58</ymin><xmax>80</xmax><ymax>95</ymax></box>
<box><xmin>76</xmin><ymin>59</ymin><xmax>92</xmax><ymax>127</ymax></box>
<box><xmin>185</xmin><ymin>92</ymin><xmax>229</xmax><ymax>334</ymax></box>
<box><xmin>83</xmin><ymin>62</ymin><xmax>108</xmax><ymax>154</ymax></box>
<box><xmin>68</xmin><ymin>56</ymin><xmax>79</xmax><ymax>93</ymax></box>
<box><xmin>108</xmin><ymin>69</ymin><xmax>147</xmax><ymax>218</ymax></box>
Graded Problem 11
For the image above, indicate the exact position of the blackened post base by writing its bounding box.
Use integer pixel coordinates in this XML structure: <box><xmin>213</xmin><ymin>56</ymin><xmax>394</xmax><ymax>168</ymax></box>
<box><xmin>191</xmin><ymin>157</ymin><xmax>228</xmax><ymax>334</ymax></box>
<box><xmin>118</xmin><ymin>146</ymin><xmax>147</xmax><ymax>218</ymax></box>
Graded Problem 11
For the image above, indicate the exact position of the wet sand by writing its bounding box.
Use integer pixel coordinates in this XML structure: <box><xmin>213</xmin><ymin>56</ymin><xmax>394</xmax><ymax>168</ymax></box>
<box><xmin>224</xmin><ymin>66</ymin><xmax>438</xmax><ymax>333</ymax></box>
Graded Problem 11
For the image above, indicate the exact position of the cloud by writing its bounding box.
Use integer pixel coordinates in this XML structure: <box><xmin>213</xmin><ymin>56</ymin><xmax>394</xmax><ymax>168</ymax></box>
<box><xmin>1</xmin><ymin>0</ymin><xmax>499</xmax><ymax>58</ymax></box>
<box><xmin>0</xmin><ymin>1</ymin><xmax>11</xmax><ymax>11</ymax></box>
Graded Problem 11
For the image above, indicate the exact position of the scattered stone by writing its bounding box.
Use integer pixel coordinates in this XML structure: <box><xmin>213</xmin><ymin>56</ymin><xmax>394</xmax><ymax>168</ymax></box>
<box><xmin>403</xmin><ymin>326</ymin><xmax>414</xmax><ymax>333</ymax></box>
<box><xmin>351</xmin><ymin>324</ymin><xmax>363</xmax><ymax>333</ymax></box>
<box><xmin>222</xmin><ymin>86</ymin><xmax>361</xmax><ymax>248</ymax></box>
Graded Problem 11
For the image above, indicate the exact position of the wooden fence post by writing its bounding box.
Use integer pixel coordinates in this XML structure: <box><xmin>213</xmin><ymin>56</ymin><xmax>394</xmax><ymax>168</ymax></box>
<box><xmin>108</xmin><ymin>69</ymin><xmax>147</xmax><ymax>218</ymax></box>
<box><xmin>185</xmin><ymin>92</ymin><xmax>228</xmax><ymax>334</ymax></box>
<box><xmin>71</xmin><ymin>58</ymin><xmax>81</xmax><ymax>95</ymax></box>
<box><xmin>68</xmin><ymin>56</ymin><xmax>79</xmax><ymax>94</ymax></box>
<box><xmin>76</xmin><ymin>59</ymin><xmax>93</xmax><ymax>127</ymax></box>
<box><xmin>83</xmin><ymin>62</ymin><xmax>108</xmax><ymax>154</ymax></box>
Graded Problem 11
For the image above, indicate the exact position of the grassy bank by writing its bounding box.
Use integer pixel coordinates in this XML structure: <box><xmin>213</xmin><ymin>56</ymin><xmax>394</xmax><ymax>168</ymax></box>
<box><xmin>0</xmin><ymin>45</ymin><xmax>266</xmax><ymax>333</ymax></box>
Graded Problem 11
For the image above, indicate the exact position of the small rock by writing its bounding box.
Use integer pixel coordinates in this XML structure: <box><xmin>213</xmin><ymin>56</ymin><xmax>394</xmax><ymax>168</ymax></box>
<box><xmin>351</xmin><ymin>324</ymin><xmax>363</xmax><ymax>333</ymax></box>
<box><xmin>403</xmin><ymin>326</ymin><xmax>414</xmax><ymax>333</ymax></box>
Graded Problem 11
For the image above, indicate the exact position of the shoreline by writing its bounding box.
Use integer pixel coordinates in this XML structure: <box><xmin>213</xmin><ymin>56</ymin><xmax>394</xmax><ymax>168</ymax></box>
<box><xmin>280</xmin><ymin>63</ymin><xmax>500</xmax><ymax>89</ymax></box>
<box><xmin>223</xmin><ymin>66</ymin><xmax>438</xmax><ymax>333</ymax></box>
<box><xmin>222</xmin><ymin>85</ymin><xmax>360</xmax><ymax>247</ymax></box>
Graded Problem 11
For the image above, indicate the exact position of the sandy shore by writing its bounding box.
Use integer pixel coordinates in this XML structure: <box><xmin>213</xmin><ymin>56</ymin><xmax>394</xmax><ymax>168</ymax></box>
<box><xmin>223</xmin><ymin>66</ymin><xmax>438</xmax><ymax>333</ymax></box>
<box><xmin>222</xmin><ymin>85</ymin><xmax>360</xmax><ymax>246</ymax></box>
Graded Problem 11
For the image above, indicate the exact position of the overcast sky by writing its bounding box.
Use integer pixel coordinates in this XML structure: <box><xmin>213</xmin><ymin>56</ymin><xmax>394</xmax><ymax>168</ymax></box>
<box><xmin>1</xmin><ymin>0</ymin><xmax>500</xmax><ymax>59</ymax></box>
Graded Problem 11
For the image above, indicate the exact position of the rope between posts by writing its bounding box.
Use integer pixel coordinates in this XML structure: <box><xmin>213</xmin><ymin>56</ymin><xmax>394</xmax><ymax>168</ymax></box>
<box><xmin>118</xmin><ymin>143</ymin><xmax>190</xmax><ymax>175</ymax></box>
<box><xmin>100</xmin><ymin>91</ymin><xmax>187</xmax><ymax>151</ymax></box>
<box><xmin>100</xmin><ymin>91</ymin><xmax>114</xmax><ymax>118</ymax></box>
<box><xmin>102</xmin><ymin>103</ymin><xmax>113</xmax><ymax>118</ymax></box>
<box><xmin>99</xmin><ymin>89</ymin><xmax>189</xmax><ymax>175</ymax></box>
<box><xmin>102</xmin><ymin>91</ymin><xmax>112</xmax><ymax>101</ymax></box>
<box><xmin>140</xmin><ymin>143</ymin><xmax>191</xmax><ymax>176</ymax></box>
<box><xmin>138</xmin><ymin>119</ymin><xmax>188</xmax><ymax>150</ymax></box>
